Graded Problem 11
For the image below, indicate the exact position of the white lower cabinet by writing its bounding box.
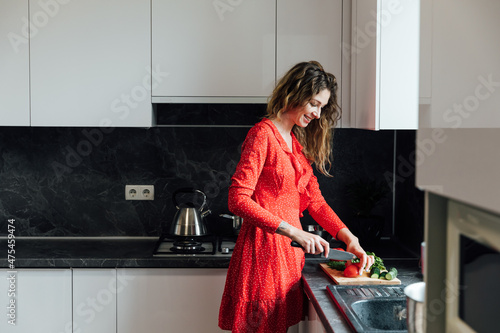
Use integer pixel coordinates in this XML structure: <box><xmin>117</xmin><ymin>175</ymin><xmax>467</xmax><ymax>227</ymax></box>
<box><xmin>306</xmin><ymin>299</ymin><xmax>327</xmax><ymax>333</ymax></box>
<box><xmin>0</xmin><ymin>269</ymin><xmax>72</xmax><ymax>333</ymax></box>
<box><xmin>73</xmin><ymin>269</ymin><xmax>117</xmax><ymax>333</ymax></box>
<box><xmin>116</xmin><ymin>268</ymin><xmax>228</xmax><ymax>333</ymax></box>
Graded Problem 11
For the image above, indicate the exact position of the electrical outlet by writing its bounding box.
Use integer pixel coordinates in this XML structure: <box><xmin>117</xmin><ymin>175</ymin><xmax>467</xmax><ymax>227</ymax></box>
<box><xmin>125</xmin><ymin>185</ymin><xmax>154</xmax><ymax>200</ymax></box>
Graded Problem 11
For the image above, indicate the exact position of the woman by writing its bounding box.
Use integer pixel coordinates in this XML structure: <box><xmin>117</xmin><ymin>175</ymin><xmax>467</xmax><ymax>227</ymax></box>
<box><xmin>219</xmin><ymin>61</ymin><xmax>374</xmax><ymax>332</ymax></box>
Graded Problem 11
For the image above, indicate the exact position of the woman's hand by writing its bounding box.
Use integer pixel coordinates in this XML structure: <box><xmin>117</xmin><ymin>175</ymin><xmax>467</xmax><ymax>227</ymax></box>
<box><xmin>292</xmin><ymin>229</ymin><xmax>331</xmax><ymax>256</ymax></box>
<box><xmin>346</xmin><ymin>241</ymin><xmax>374</xmax><ymax>276</ymax></box>
<box><xmin>337</xmin><ymin>228</ymin><xmax>374</xmax><ymax>276</ymax></box>
<box><xmin>276</xmin><ymin>221</ymin><xmax>330</xmax><ymax>257</ymax></box>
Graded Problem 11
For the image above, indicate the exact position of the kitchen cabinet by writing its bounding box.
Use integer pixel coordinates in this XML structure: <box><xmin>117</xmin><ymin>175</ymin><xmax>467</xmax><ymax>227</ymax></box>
<box><xmin>0</xmin><ymin>0</ymin><xmax>30</xmax><ymax>126</ymax></box>
<box><xmin>116</xmin><ymin>268</ymin><xmax>228</xmax><ymax>333</ymax></box>
<box><xmin>30</xmin><ymin>0</ymin><xmax>152</xmax><ymax>127</ymax></box>
<box><xmin>419</xmin><ymin>0</ymin><xmax>432</xmax><ymax>104</ymax></box>
<box><xmin>152</xmin><ymin>0</ymin><xmax>275</xmax><ymax>103</ymax></box>
<box><xmin>350</xmin><ymin>0</ymin><xmax>420</xmax><ymax>130</ymax></box>
<box><xmin>73</xmin><ymin>269</ymin><xmax>116</xmax><ymax>333</ymax></box>
<box><xmin>0</xmin><ymin>269</ymin><xmax>72</xmax><ymax>332</ymax></box>
<box><xmin>419</xmin><ymin>0</ymin><xmax>500</xmax><ymax>128</ymax></box>
<box><xmin>277</xmin><ymin>0</ymin><xmax>346</xmax><ymax>127</ymax></box>
<box><xmin>277</xmin><ymin>0</ymin><xmax>343</xmax><ymax>82</ymax></box>
<box><xmin>305</xmin><ymin>299</ymin><xmax>327</xmax><ymax>333</ymax></box>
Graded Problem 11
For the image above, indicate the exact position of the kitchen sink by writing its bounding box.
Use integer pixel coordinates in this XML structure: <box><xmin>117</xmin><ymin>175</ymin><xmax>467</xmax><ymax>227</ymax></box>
<box><xmin>327</xmin><ymin>285</ymin><xmax>408</xmax><ymax>332</ymax></box>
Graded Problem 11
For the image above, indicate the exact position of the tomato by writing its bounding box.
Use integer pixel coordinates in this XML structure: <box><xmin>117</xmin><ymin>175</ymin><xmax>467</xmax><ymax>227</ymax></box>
<box><xmin>343</xmin><ymin>264</ymin><xmax>359</xmax><ymax>278</ymax></box>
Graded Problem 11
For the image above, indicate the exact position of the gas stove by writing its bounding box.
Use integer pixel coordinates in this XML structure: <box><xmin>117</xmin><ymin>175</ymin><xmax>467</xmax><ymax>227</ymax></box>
<box><xmin>152</xmin><ymin>234</ymin><xmax>237</xmax><ymax>257</ymax></box>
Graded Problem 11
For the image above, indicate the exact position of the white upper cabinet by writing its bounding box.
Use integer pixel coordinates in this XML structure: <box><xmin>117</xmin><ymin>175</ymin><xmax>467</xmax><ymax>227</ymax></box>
<box><xmin>277</xmin><ymin>0</ymin><xmax>343</xmax><ymax>81</ymax></box>
<box><xmin>0</xmin><ymin>0</ymin><xmax>30</xmax><ymax>126</ymax></box>
<box><xmin>30</xmin><ymin>0</ymin><xmax>152</xmax><ymax>127</ymax></box>
<box><xmin>419</xmin><ymin>0</ymin><xmax>500</xmax><ymax>129</ymax></box>
<box><xmin>152</xmin><ymin>0</ymin><xmax>275</xmax><ymax>103</ymax></box>
<box><xmin>419</xmin><ymin>0</ymin><xmax>432</xmax><ymax>104</ymax></box>
<box><xmin>351</xmin><ymin>0</ymin><xmax>420</xmax><ymax>130</ymax></box>
<box><xmin>277</xmin><ymin>0</ymin><xmax>344</xmax><ymax>125</ymax></box>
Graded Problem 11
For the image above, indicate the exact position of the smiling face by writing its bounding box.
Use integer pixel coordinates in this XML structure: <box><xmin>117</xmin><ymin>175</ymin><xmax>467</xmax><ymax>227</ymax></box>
<box><xmin>286</xmin><ymin>89</ymin><xmax>331</xmax><ymax>128</ymax></box>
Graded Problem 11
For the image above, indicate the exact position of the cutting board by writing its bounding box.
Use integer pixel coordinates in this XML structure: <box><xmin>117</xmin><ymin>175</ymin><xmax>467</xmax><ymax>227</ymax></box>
<box><xmin>319</xmin><ymin>263</ymin><xmax>401</xmax><ymax>285</ymax></box>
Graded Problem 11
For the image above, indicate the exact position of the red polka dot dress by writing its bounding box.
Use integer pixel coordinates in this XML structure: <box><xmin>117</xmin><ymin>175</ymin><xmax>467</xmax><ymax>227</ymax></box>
<box><xmin>218</xmin><ymin>119</ymin><xmax>347</xmax><ymax>333</ymax></box>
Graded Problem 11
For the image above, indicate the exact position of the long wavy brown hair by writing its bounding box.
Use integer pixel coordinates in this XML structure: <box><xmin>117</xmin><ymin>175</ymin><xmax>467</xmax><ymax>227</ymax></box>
<box><xmin>266</xmin><ymin>61</ymin><xmax>341</xmax><ymax>176</ymax></box>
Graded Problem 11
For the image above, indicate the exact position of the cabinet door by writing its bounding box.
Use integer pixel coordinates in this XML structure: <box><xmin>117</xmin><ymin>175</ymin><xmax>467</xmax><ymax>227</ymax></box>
<box><xmin>30</xmin><ymin>0</ymin><xmax>151</xmax><ymax>127</ymax></box>
<box><xmin>351</xmin><ymin>0</ymin><xmax>420</xmax><ymax>130</ymax></box>
<box><xmin>419</xmin><ymin>0</ymin><xmax>432</xmax><ymax>104</ymax></box>
<box><xmin>0</xmin><ymin>0</ymin><xmax>30</xmax><ymax>126</ymax></box>
<box><xmin>307</xmin><ymin>299</ymin><xmax>327</xmax><ymax>333</ymax></box>
<box><xmin>117</xmin><ymin>268</ymin><xmax>228</xmax><ymax>333</ymax></box>
<box><xmin>420</xmin><ymin>0</ymin><xmax>500</xmax><ymax>128</ymax></box>
<box><xmin>277</xmin><ymin>0</ymin><xmax>343</xmax><ymax>87</ymax></box>
<box><xmin>0</xmin><ymin>269</ymin><xmax>72</xmax><ymax>333</ymax></box>
<box><xmin>152</xmin><ymin>0</ymin><xmax>275</xmax><ymax>101</ymax></box>
<box><xmin>73</xmin><ymin>269</ymin><xmax>116</xmax><ymax>333</ymax></box>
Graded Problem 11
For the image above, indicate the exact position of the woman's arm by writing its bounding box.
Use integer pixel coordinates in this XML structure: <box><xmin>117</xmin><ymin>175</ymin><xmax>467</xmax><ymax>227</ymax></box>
<box><xmin>305</xmin><ymin>174</ymin><xmax>374</xmax><ymax>275</ymax></box>
<box><xmin>305</xmin><ymin>173</ymin><xmax>347</xmax><ymax>238</ymax></box>
<box><xmin>228</xmin><ymin>125</ymin><xmax>283</xmax><ymax>233</ymax></box>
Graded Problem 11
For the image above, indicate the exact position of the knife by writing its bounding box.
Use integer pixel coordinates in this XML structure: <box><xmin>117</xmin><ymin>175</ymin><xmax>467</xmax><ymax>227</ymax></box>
<box><xmin>291</xmin><ymin>241</ymin><xmax>357</xmax><ymax>261</ymax></box>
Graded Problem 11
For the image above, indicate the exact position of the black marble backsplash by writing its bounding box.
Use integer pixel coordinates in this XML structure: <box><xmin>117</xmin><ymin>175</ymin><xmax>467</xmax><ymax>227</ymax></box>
<box><xmin>0</xmin><ymin>104</ymin><xmax>423</xmax><ymax>252</ymax></box>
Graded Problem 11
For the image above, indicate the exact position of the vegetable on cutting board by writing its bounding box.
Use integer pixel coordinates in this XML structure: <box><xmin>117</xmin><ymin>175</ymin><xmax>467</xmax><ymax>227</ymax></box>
<box><xmin>327</xmin><ymin>251</ymin><xmax>398</xmax><ymax>280</ymax></box>
<box><xmin>385</xmin><ymin>267</ymin><xmax>398</xmax><ymax>280</ymax></box>
<box><xmin>370</xmin><ymin>266</ymin><xmax>381</xmax><ymax>279</ymax></box>
<box><xmin>327</xmin><ymin>260</ymin><xmax>346</xmax><ymax>271</ymax></box>
<box><xmin>343</xmin><ymin>263</ymin><xmax>360</xmax><ymax>278</ymax></box>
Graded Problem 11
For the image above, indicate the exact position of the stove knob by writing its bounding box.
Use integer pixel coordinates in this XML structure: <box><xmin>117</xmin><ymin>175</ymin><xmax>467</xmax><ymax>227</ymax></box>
<box><xmin>221</xmin><ymin>247</ymin><xmax>230</xmax><ymax>254</ymax></box>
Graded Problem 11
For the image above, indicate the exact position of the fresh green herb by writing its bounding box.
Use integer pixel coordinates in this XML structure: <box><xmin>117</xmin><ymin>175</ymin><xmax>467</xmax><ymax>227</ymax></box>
<box><xmin>367</xmin><ymin>251</ymin><xmax>386</xmax><ymax>271</ymax></box>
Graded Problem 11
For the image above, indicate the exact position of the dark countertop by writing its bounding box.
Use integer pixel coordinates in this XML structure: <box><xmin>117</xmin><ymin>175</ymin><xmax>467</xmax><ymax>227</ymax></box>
<box><xmin>0</xmin><ymin>237</ymin><xmax>232</xmax><ymax>268</ymax></box>
<box><xmin>1</xmin><ymin>237</ymin><xmax>422</xmax><ymax>332</ymax></box>
<box><xmin>302</xmin><ymin>258</ymin><xmax>423</xmax><ymax>333</ymax></box>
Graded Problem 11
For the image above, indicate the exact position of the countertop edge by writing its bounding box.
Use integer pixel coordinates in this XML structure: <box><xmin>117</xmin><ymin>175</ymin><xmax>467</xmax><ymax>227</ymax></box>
<box><xmin>0</xmin><ymin>257</ymin><xmax>232</xmax><ymax>269</ymax></box>
<box><xmin>302</xmin><ymin>271</ymin><xmax>339</xmax><ymax>333</ymax></box>
<box><xmin>301</xmin><ymin>259</ymin><xmax>423</xmax><ymax>333</ymax></box>
<box><xmin>0</xmin><ymin>238</ymin><xmax>232</xmax><ymax>268</ymax></box>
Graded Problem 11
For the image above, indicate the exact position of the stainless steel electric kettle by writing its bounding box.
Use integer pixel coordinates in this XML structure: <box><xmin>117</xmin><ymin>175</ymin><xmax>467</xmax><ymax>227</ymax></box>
<box><xmin>169</xmin><ymin>188</ymin><xmax>211</xmax><ymax>237</ymax></box>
